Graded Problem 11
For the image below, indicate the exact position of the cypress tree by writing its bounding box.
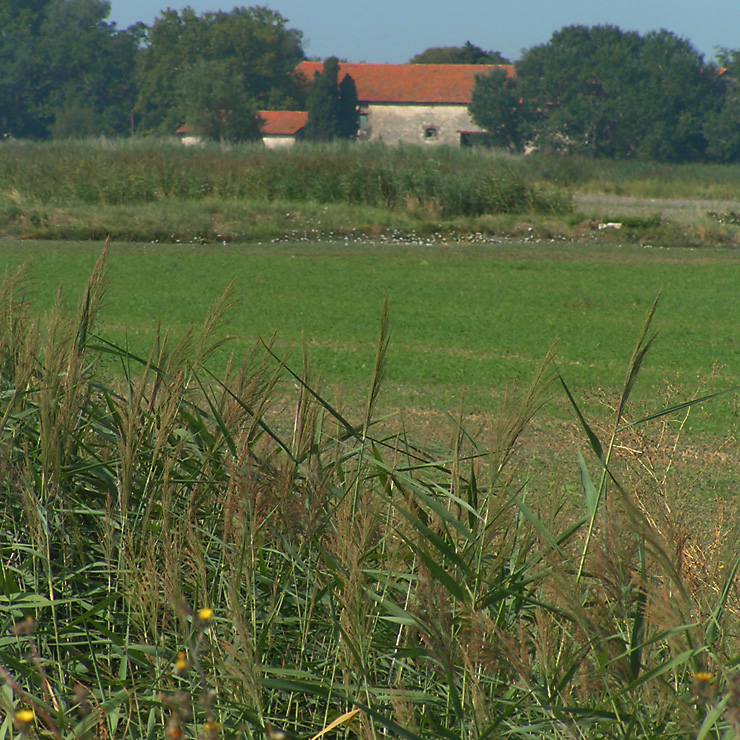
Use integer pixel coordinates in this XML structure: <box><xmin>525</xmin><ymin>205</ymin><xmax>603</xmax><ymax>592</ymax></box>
<box><xmin>304</xmin><ymin>57</ymin><xmax>341</xmax><ymax>141</ymax></box>
<box><xmin>338</xmin><ymin>73</ymin><xmax>359</xmax><ymax>140</ymax></box>
<box><xmin>305</xmin><ymin>57</ymin><xmax>358</xmax><ymax>141</ymax></box>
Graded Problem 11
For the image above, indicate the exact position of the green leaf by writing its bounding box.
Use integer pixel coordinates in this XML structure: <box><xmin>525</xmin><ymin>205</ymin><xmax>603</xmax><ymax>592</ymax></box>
<box><xmin>578</xmin><ymin>449</ymin><xmax>598</xmax><ymax>517</ymax></box>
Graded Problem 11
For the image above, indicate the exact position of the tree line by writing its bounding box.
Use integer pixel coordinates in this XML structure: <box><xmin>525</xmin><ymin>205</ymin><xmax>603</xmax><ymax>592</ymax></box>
<box><xmin>3</xmin><ymin>2</ymin><xmax>740</xmax><ymax>162</ymax></box>
<box><xmin>0</xmin><ymin>0</ymin><xmax>308</xmax><ymax>141</ymax></box>
<box><xmin>470</xmin><ymin>25</ymin><xmax>740</xmax><ymax>163</ymax></box>
<box><xmin>0</xmin><ymin>0</ymin><xmax>361</xmax><ymax>143</ymax></box>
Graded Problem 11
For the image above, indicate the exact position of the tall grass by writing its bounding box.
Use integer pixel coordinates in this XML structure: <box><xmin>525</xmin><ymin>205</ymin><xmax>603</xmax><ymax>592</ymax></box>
<box><xmin>1</xmin><ymin>250</ymin><xmax>739</xmax><ymax>739</ymax></box>
<box><xmin>0</xmin><ymin>140</ymin><xmax>567</xmax><ymax>217</ymax></box>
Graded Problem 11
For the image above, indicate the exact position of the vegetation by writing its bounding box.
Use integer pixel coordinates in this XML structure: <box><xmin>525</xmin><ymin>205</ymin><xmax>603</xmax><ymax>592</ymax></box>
<box><xmin>135</xmin><ymin>6</ymin><xmax>305</xmax><ymax>141</ymax></box>
<box><xmin>0</xmin><ymin>238</ymin><xmax>738</xmax><ymax>445</ymax></box>
<box><xmin>408</xmin><ymin>42</ymin><xmax>510</xmax><ymax>65</ymax></box>
<box><xmin>7</xmin><ymin>141</ymin><xmax>740</xmax><ymax>246</ymax></box>
<box><xmin>304</xmin><ymin>57</ymin><xmax>359</xmax><ymax>142</ymax></box>
<box><xmin>0</xmin><ymin>141</ymin><xmax>569</xmax><ymax>240</ymax></box>
<box><xmin>0</xmin><ymin>250</ymin><xmax>739</xmax><ymax>740</ymax></box>
<box><xmin>4</xmin><ymin>4</ymin><xmax>740</xmax><ymax>164</ymax></box>
<box><xmin>0</xmin><ymin>2</ymin><xmax>304</xmax><ymax>140</ymax></box>
<box><xmin>470</xmin><ymin>25</ymin><xmax>740</xmax><ymax>163</ymax></box>
<box><xmin>0</xmin><ymin>0</ymin><xmax>140</xmax><ymax>139</ymax></box>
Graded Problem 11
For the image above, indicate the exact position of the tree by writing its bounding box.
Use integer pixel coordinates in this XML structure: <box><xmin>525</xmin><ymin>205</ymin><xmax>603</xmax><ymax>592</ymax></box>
<box><xmin>469</xmin><ymin>67</ymin><xmax>522</xmax><ymax>151</ymax></box>
<box><xmin>304</xmin><ymin>57</ymin><xmax>358</xmax><ymax>142</ymax></box>
<box><xmin>485</xmin><ymin>24</ymin><xmax>723</xmax><ymax>161</ymax></box>
<box><xmin>0</xmin><ymin>0</ymin><xmax>138</xmax><ymax>138</ymax></box>
<box><xmin>337</xmin><ymin>74</ymin><xmax>359</xmax><ymax>140</ymax></box>
<box><xmin>41</xmin><ymin>0</ymin><xmax>139</xmax><ymax>138</ymax></box>
<box><xmin>703</xmin><ymin>50</ymin><xmax>740</xmax><ymax>162</ymax></box>
<box><xmin>0</xmin><ymin>0</ymin><xmax>52</xmax><ymax>137</ymax></box>
<box><xmin>135</xmin><ymin>6</ymin><xmax>305</xmax><ymax>135</ymax></box>
<box><xmin>181</xmin><ymin>59</ymin><xmax>261</xmax><ymax>142</ymax></box>
<box><xmin>410</xmin><ymin>42</ymin><xmax>509</xmax><ymax>65</ymax></box>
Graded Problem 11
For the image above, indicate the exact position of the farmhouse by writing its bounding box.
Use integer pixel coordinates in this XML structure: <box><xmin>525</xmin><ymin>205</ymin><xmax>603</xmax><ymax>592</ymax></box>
<box><xmin>259</xmin><ymin>110</ymin><xmax>307</xmax><ymax>148</ymax></box>
<box><xmin>296</xmin><ymin>61</ymin><xmax>512</xmax><ymax>146</ymax></box>
<box><xmin>175</xmin><ymin>110</ymin><xmax>307</xmax><ymax>147</ymax></box>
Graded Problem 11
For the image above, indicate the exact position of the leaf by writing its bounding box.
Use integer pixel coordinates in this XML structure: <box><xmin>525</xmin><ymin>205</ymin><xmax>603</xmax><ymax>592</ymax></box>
<box><xmin>578</xmin><ymin>449</ymin><xmax>598</xmax><ymax>517</ymax></box>
<box><xmin>308</xmin><ymin>708</ymin><xmax>361</xmax><ymax>740</ymax></box>
<box><xmin>558</xmin><ymin>370</ymin><xmax>604</xmax><ymax>461</ymax></box>
<box><xmin>705</xmin><ymin>550</ymin><xmax>740</xmax><ymax>647</ymax></box>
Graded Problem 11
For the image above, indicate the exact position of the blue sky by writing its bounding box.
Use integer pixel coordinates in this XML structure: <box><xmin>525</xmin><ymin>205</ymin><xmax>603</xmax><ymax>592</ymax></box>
<box><xmin>107</xmin><ymin>0</ymin><xmax>740</xmax><ymax>64</ymax></box>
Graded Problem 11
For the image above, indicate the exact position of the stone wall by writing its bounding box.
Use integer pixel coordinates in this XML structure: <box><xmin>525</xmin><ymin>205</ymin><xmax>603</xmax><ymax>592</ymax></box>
<box><xmin>362</xmin><ymin>104</ymin><xmax>485</xmax><ymax>146</ymax></box>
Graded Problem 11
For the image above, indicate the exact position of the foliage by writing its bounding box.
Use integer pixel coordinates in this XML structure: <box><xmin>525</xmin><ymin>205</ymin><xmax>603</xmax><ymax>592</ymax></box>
<box><xmin>702</xmin><ymin>50</ymin><xmax>740</xmax><ymax>163</ymax></box>
<box><xmin>0</xmin><ymin>139</ymin><xmax>567</xmax><ymax>218</ymax></box>
<box><xmin>469</xmin><ymin>67</ymin><xmax>523</xmax><ymax>151</ymax></box>
<box><xmin>0</xmin><ymin>0</ymin><xmax>139</xmax><ymax>139</ymax></box>
<box><xmin>0</xmin><ymin>253</ymin><xmax>738</xmax><ymax>740</ymax></box>
<box><xmin>472</xmin><ymin>25</ymin><xmax>726</xmax><ymax>162</ymax></box>
<box><xmin>180</xmin><ymin>59</ymin><xmax>262</xmax><ymax>143</ymax></box>
<box><xmin>134</xmin><ymin>6</ymin><xmax>304</xmax><ymax>136</ymax></box>
<box><xmin>409</xmin><ymin>41</ymin><xmax>509</xmax><ymax>64</ymax></box>
<box><xmin>304</xmin><ymin>57</ymin><xmax>359</xmax><ymax>142</ymax></box>
<box><xmin>338</xmin><ymin>73</ymin><xmax>360</xmax><ymax>140</ymax></box>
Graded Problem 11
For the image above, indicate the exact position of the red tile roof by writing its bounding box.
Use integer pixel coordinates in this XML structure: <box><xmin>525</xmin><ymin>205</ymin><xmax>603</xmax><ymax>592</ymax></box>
<box><xmin>296</xmin><ymin>62</ymin><xmax>513</xmax><ymax>105</ymax></box>
<box><xmin>259</xmin><ymin>110</ymin><xmax>307</xmax><ymax>135</ymax></box>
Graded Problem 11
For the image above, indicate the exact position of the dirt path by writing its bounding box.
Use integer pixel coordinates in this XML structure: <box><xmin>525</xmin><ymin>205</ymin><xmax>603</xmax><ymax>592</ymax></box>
<box><xmin>574</xmin><ymin>194</ymin><xmax>740</xmax><ymax>222</ymax></box>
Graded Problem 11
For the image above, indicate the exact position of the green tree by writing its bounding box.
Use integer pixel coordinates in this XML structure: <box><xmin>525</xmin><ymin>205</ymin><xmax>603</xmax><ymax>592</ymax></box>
<box><xmin>135</xmin><ymin>6</ymin><xmax>304</xmax><ymax>135</ymax></box>
<box><xmin>0</xmin><ymin>0</ymin><xmax>138</xmax><ymax>138</ymax></box>
<box><xmin>410</xmin><ymin>41</ymin><xmax>509</xmax><ymax>65</ymax></box>
<box><xmin>181</xmin><ymin>59</ymin><xmax>261</xmax><ymax>142</ymax></box>
<box><xmin>701</xmin><ymin>49</ymin><xmax>740</xmax><ymax>162</ymax></box>
<box><xmin>501</xmin><ymin>24</ymin><xmax>722</xmax><ymax>161</ymax></box>
<box><xmin>0</xmin><ymin>0</ymin><xmax>52</xmax><ymax>137</ymax></box>
<box><xmin>469</xmin><ymin>67</ymin><xmax>522</xmax><ymax>151</ymax></box>
<box><xmin>41</xmin><ymin>0</ymin><xmax>139</xmax><ymax>138</ymax></box>
<box><xmin>304</xmin><ymin>56</ymin><xmax>359</xmax><ymax>142</ymax></box>
<box><xmin>337</xmin><ymin>73</ymin><xmax>359</xmax><ymax>140</ymax></box>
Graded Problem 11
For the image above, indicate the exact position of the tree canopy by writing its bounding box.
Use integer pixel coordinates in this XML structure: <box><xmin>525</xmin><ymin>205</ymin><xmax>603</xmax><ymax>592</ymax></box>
<box><xmin>134</xmin><ymin>5</ymin><xmax>305</xmax><ymax>139</ymax></box>
<box><xmin>0</xmin><ymin>0</ymin><xmax>139</xmax><ymax>138</ymax></box>
<box><xmin>470</xmin><ymin>25</ymin><xmax>727</xmax><ymax>162</ymax></box>
<box><xmin>409</xmin><ymin>42</ymin><xmax>509</xmax><ymax>65</ymax></box>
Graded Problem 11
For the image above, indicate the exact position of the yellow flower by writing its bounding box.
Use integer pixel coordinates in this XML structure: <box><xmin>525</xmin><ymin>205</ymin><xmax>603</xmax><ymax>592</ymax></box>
<box><xmin>198</xmin><ymin>607</ymin><xmax>213</xmax><ymax>622</ymax></box>
<box><xmin>694</xmin><ymin>671</ymin><xmax>714</xmax><ymax>682</ymax></box>
<box><xmin>14</xmin><ymin>709</ymin><xmax>35</xmax><ymax>724</ymax></box>
<box><xmin>174</xmin><ymin>650</ymin><xmax>189</xmax><ymax>674</ymax></box>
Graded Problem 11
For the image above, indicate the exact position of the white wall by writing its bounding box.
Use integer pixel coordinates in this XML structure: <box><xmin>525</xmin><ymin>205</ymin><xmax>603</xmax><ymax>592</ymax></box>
<box><xmin>363</xmin><ymin>104</ymin><xmax>485</xmax><ymax>146</ymax></box>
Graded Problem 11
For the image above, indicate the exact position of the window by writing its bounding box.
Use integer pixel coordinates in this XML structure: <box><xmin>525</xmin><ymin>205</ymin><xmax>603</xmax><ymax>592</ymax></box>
<box><xmin>423</xmin><ymin>125</ymin><xmax>438</xmax><ymax>141</ymax></box>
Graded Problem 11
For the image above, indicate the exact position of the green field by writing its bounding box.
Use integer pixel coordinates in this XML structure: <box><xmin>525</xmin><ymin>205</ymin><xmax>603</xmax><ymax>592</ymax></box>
<box><xmin>3</xmin><ymin>238</ymin><xmax>739</xmax><ymax>427</ymax></box>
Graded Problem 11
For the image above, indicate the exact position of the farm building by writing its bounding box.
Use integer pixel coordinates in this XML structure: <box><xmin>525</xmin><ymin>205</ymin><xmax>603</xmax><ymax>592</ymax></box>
<box><xmin>259</xmin><ymin>110</ymin><xmax>307</xmax><ymax>148</ymax></box>
<box><xmin>175</xmin><ymin>110</ymin><xmax>307</xmax><ymax>147</ymax></box>
<box><xmin>296</xmin><ymin>61</ymin><xmax>512</xmax><ymax>146</ymax></box>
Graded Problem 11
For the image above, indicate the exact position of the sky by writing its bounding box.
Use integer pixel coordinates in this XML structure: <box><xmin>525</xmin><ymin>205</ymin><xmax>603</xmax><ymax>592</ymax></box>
<box><xmin>107</xmin><ymin>0</ymin><xmax>740</xmax><ymax>64</ymax></box>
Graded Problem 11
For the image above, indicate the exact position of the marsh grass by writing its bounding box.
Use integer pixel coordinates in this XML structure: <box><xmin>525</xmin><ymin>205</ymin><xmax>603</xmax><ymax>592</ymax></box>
<box><xmin>0</xmin><ymin>251</ymin><xmax>739</xmax><ymax>739</ymax></box>
<box><xmin>0</xmin><ymin>140</ymin><xmax>567</xmax><ymax>215</ymax></box>
<box><xmin>6</xmin><ymin>140</ymin><xmax>740</xmax><ymax>245</ymax></box>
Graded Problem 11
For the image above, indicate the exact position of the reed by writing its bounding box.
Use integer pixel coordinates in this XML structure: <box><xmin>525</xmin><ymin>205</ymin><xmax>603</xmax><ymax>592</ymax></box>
<box><xmin>0</xmin><ymin>250</ymin><xmax>738</xmax><ymax>739</ymax></box>
<box><xmin>0</xmin><ymin>140</ymin><xmax>567</xmax><ymax>217</ymax></box>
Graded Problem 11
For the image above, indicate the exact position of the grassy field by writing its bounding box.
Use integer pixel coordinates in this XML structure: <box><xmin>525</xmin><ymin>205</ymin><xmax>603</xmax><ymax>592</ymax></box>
<box><xmin>2</xmin><ymin>237</ymin><xmax>739</xmax><ymax>446</ymax></box>
<box><xmin>5</xmin><ymin>140</ymin><xmax>740</xmax><ymax>247</ymax></box>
